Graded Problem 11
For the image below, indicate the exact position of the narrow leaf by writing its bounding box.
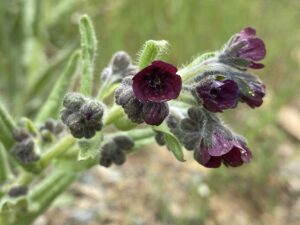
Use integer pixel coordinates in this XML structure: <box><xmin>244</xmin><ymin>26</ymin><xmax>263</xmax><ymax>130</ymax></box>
<box><xmin>154</xmin><ymin>123</ymin><xmax>185</xmax><ymax>162</ymax></box>
<box><xmin>138</xmin><ymin>40</ymin><xmax>169</xmax><ymax>69</ymax></box>
<box><xmin>79</xmin><ymin>15</ymin><xmax>98</xmax><ymax>95</ymax></box>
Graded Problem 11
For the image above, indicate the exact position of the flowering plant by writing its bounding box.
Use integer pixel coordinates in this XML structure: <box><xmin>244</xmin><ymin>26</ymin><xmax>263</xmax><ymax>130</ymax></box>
<box><xmin>0</xmin><ymin>14</ymin><xmax>266</xmax><ymax>225</ymax></box>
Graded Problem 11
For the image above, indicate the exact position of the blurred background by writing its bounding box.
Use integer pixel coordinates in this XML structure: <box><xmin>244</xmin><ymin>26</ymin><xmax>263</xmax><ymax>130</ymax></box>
<box><xmin>1</xmin><ymin>0</ymin><xmax>300</xmax><ymax>224</ymax></box>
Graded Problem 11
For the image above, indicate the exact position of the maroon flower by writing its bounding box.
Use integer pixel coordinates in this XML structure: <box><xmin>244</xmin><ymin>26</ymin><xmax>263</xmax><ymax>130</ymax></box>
<box><xmin>196</xmin><ymin>79</ymin><xmax>238</xmax><ymax>112</ymax></box>
<box><xmin>132</xmin><ymin>60</ymin><xmax>182</xmax><ymax>103</ymax></box>
<box><xmin>240</xmin><ymin>81</ymin><xmax>266</xmax><ymax>108</ymax></box>
<box><xmin>194</xmin><ymin>132</ymin><xmax>252</xmax><ymax>168</ymax></box>
<box><xmin>233</xmin><ymin>27</ymin><xmax>266</xmax><ymax>69</ymax></box>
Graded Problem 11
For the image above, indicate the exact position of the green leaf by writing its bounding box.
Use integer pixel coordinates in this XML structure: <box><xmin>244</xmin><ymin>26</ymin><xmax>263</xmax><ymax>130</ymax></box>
<box><xmin>79</xmin><ymin>14</ymin><xmax>98</xmax><ymax>96</ymax></box>
<box><xmin>77</xmin><ymin>133</ymin><xmax>102</xmax><ymax>161</ymax></box>
<box><xmin>138</xmin><ymin>40</ymin><xmax>169</xmax><ymax>69</ymax></box>
<box><xmin>153</xmin><ymin>123</ymin><xmax>185</xmax><ymax>162</ymax></box>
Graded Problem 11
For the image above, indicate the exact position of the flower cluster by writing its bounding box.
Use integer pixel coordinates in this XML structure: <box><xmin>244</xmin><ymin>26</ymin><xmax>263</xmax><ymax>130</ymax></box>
<box><xmin>113</xmin><ymin>27</ymin><xmax>266</xmax><ymax>169</ymax></box>
<box><xmin>61</xmin><ymin>93</ymin><xmax>104</xmax><ymax>138</ymax></box>
<box><xmin>11</xmin><ymin>127</ymin><xmax>40</xmax><ymax>164</ymax></box>
<box><xmin>167</xmin><ymin>107</ymin><xmax>252</xmax><ymax>168</ymax></box>
<box><xmin>99</xmin><ymin>135</ymin><xmax>134</xmax><ymax>167</ymax></box>
<box><xmin>39</xmin><ymin>119</ymin><xmax>65</xmax><ymax>142</ymax></box>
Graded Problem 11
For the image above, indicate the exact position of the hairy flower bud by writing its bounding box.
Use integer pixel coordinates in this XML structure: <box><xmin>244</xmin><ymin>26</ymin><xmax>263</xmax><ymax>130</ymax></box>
<box><xmin>142</xmin><ymin>102</ymin><xmax>169</xmax><ymax>126</ymax></box>
<box><xmin>113</xmin><ymin>136</ymin><xmax>134</xmax><ymax>150</ymax></box>
<box><xmin>8</xmin><ymin>186</ymin><xmax>28</xmax><ymax>197</ymax></box>
<box><xmin>61</xmin><ymin>94</ymin><xmax>104</xmax><ymax>139</ymax></box>
<box><xmin>115</xmin><ymin>77</ymin><xmax>144</xmax><ymax>124</ymax></box>
<box><xmin>12</xmin><ymin>128</ymin><xmax>31</xmax><ymax>142</ymax></box>
<box><xmin>63</xmin><ymin>92</ymin><xmax>86</xmax><ymax>111</ymax></box>
<box><xmin>11</xmin><ymin>139</ymin><xmax>40</xmax><ymax>164</ymax></box>
<box><xmin>111</xmin><ymin>51</ymin><xmax>132</xmax><ymax>73</ymax></box>
<box><xmin>99</xmin><ymin>140</ymin><xmax>127</xmax><ymax>167</ymax></box>
<box><xmin>154</xmin><ymin>131</ymin><xmax>166</xmax><ymax>146</ymax></box>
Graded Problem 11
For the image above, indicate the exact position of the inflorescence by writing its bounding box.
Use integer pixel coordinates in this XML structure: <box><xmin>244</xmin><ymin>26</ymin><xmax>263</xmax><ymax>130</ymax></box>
<box><xmin>59</xmin><ymin>27</ymin><xmax>266</xmax><ymax>169</ymax></box>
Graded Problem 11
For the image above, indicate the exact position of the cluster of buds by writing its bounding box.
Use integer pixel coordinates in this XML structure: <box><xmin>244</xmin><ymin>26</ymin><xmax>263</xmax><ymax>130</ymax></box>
<box><xmin>61</xmin><ymin>93</ymin><xmax>104</xmax><ymax>139</ymax></box>
<box><xmin>39</xmin><ymin>119</ymin><xmax>65</xmax><ymax>142</ymax></box>
<box><xmin>113</xmin><ymin>27</ymin><xmax>266</xmax><ymax>168</ymax></box>
<box><xmin>11</xmin><ymin>127</ymin><xmax>40</xmax><ymax>164</ymax></box>
<box><xmin>99</xmin><ymin>135</ymin><xmax>134</xmax><ymax>167</ymax></box>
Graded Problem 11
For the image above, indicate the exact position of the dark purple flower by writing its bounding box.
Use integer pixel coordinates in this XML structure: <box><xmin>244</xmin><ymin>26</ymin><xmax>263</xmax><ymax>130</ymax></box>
<box><xmin>132</xmin><ymin>60</ymin><xmax>182</xmax><ymax>103</ymax></box>
<box><xmin>142</xmin><ymin>102</ymin><xmax>169</xmax><ymax>126</ymax></box>
<box><xmin>240</xmin><ymin>81</ymin><xmax>266</xmax><ymax>108</ymax></box>
<box><xmin>233</xmin><ymin>27</ymin><xmax>266</xmax><ymax>69</ymax></box>
<box><xmin>196</xmin><ymin>79</ymin><xmax>238</xmax><ymax>112</ymax></box>
<box><xmin>194</xmin><ymin>132</ymin><xmax>252</xmax><ymax>168</ymax></box>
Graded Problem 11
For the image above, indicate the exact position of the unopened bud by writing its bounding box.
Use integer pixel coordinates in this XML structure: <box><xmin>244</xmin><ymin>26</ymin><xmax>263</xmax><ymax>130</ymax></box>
<box><xmin>155</xmin><ymin>132</ymin><xmax>165</xmax><ymax>146</ymax></box>
<box><xmin>11</xmin><ymin>139</ymin><xmax>40</xmax><ymax>164</ymax></box>
<box><xmin>111</xmin><ymin>51</ymin><xmax>131</xmax><ymax>73</ymax></box>
<box><xmin>8</xmin><ymin>186</ymin><xmax>28</xmax><ymax>197</ymax></box>
<box><xmin>12</xmin><ymin>128</ymin><xmax>31</xmax><ymax>142</ymax></box>
<box><xmin>63</xmin><ymin>92</ymin><xmax>86</xmax><ymax>111</ymax></box>
<box><xmin>113</xmin><ymin>136</ymin><xmax>134</xmax><ymax>150</ymax></box>
<box><xmin>112</xmin><ymin>150</ymin><xmax>126</xmax><ymax>165</ymax></box>
<box><xmin>141</xmin><ymin>102</ymin><xmax>169</xmax><ymax>126</ymax></box>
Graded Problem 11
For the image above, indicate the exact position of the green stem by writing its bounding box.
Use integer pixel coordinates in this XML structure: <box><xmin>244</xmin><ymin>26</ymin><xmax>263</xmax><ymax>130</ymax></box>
<box><xmin>38</xmin><ymin>135</ymin><xmax>75</xmax><ymax>168</ymax></box>
<box><xmin>0</xmin><ymin>143</ymin><xmax>13</xmax><ymax>183</ymax></box>
<box><xmin>103</xmin><ymin>105</ymin><xmax>125</xmax><ymax>126</ymax></box>
<box><xmin>0</xmin><ymin>120</ymin><xmax>15</xmax><ymax>150</ymax></box>
<box><xmin>178</xmin><ymin>57</ymin><xmax>217</xmax><ymax>81</ymax></box>
<box><xmin>0</xmin><ymin>100</ymin><xmax>16</xmax><ymax>132</ymax></box>
<box><xmin>14</xmin><ymin>170</ymin><xmax>77</xmax><ymax>225</ymax></box>
<box><xmin>108</xmin><ymin>127</ymin><xmax>154</xmax><ymax>141</ymax></box>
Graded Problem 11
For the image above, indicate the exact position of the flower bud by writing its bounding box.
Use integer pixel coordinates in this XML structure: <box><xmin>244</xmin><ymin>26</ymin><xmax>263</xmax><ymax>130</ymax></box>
<box><xmin>99</xmin><ymin>157</ymin><xmax>113</xmax><ymax>168</ymax></box>
<box><xmin>63</xmin><ymin>92</ymin><xmax>86</xmax><ymax>111</ymax></box>
<box><xmin>113</xmin><ymin>136</ymin><xmax>134</xmax><ymax>150</ymax></box>
<box><xmin>12</xmin><ymin>128</ymin><xmax>31</xmax><ymax>142</ymax></box>
<box><xmin>11</xmin><ymin>139</ymin><xmax>40</xmax><ymax>164</ymax></box>
<box><xmin>99</xmin><ymin>141</ymin><xmax>127</xmax><ymax>167</ymax></box>
<box><xmin>141</xmin><ymin>102</ymin><xmax>169</xmax><ymax>126</ymax></box>
<box><xmin>61</xmin><ymin>94</ymin><xmax>104</xmax><ymax>139</ymax></box>
<box><xmin>115</xmin><ymin>77</ymin><xmax>144</xmax><ymax>124</ymax></box>
<box><xmin>112</xmin><ymin>150</ymin><xmax>126</xmax><ymax>165</ymax></box>
<box><xmin>111</xmin><ymin>51</ymin><xmax>132</xmax><ymax>74</ymax></box>
<box><xmin>154</xmin><ymin>131</ymin><xmax>165</xmax><ymax>146</ymax></box>
<box><xmin>8</xmin><ymin>186</ymin><xmax>28</xmax><ymax>197</ymax></box>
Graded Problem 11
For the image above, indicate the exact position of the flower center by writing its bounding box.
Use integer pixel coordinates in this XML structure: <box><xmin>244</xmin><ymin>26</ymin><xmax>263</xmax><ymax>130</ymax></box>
<box><xmin>209</xmin><ymin>88</ymin><xmax>219</xmax><ymax>98</ymax></box>
<box><xmin>149</xmin><ymin>74</ymin><xmax>162</xmax><ymax>89</ymax></box>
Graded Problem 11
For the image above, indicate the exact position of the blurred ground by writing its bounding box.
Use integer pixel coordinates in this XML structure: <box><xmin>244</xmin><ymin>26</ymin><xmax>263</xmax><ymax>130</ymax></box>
<box><xmin>2</xmin><ymin>0</ymin><xmax>300</xmax><ymax>224</ymax></box>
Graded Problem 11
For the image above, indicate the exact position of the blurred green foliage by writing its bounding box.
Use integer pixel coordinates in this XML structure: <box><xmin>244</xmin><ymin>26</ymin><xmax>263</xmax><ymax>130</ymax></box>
<box><xmin>1</xmin><ymin>0</ymin><xmax>300</xmax><ymax>224</ymax></box>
